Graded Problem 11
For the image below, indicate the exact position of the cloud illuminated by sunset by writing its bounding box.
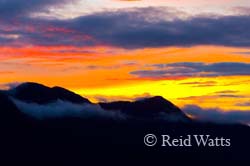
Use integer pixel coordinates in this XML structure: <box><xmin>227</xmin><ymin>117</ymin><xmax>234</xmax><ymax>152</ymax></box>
<box><xmin>0</xmin><ymin>0</ymin><xmax>250</xmax><ymax>115</ymax></box>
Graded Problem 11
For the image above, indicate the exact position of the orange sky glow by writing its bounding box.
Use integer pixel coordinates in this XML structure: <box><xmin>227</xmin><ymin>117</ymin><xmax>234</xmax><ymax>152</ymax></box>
<box><xmin>1</xmin><ymin>45</ymin><xmax>250</xmax><ymax>111</ymax></box>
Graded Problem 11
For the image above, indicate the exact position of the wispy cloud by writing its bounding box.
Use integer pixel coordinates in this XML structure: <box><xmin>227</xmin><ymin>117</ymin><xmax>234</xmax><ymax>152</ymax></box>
<box><xmin>131</xmin><ymin>62</ymin><xmax>250</xmax><ymax>78</ymax></box>
<box><xmin>0</xmin><ymin>82</ymin><xmax>22</xmax><ymax>90</ymax></box>
<box><xmin>235</xmin><ymin>102</ymin><xmax>250</xmax><ymax>107</ymax></box>
<box><xmin>179</xmin><ymin>81</ymin><xmax>217</xmax><ymax>87</ymax></box>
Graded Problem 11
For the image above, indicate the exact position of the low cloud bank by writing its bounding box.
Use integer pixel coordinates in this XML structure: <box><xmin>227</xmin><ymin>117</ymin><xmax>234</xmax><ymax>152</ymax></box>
<box><xmin>12</xmin><ymin>98</ymin><xmax>125</xmax><ymax>120</ymax></box>
<box><xmin>10</xmin><ymin>97</ymin><xmax>250</xmax><ymax>125</ymax></box>
<box><xmin>183</xmin><ymin>105</ymin><xmax>250</xmax><ymax>125</ymax></box>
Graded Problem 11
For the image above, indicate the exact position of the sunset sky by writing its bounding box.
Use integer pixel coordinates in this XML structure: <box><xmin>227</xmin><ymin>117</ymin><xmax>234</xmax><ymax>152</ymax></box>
<box><xmin>1</xmin><ymin>0</ymin><xmax>250</xmax><ymax>117</ymax></box>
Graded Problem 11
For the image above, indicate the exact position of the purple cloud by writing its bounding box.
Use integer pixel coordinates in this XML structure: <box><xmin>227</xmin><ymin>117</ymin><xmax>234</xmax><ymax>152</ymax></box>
<box><xmin>1</xmin><ymin>6</ymin><xmax>250</xmax><ymax>48</ymax></box>
<box><xmin>130</xmin><ymin>62</ymin><xmax>250</xmax><ymax>78</ymax></box>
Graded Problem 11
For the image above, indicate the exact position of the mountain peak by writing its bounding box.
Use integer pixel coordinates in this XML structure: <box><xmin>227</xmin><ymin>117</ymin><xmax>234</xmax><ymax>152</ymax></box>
<box><xmin>8</xmin><ymin>82</ymin><xmax>91</xmax><ymax>104</ymax></box>
<box><xmin>16</xmin><ymin>82</ymin><xmax>47</xmax><ymax>88</ymax></box>
<box><xmin>11</xmin><ymin>82</ymin><xmax>50</xmax><ymax>92</ymax></box>
<box><xmin>100</xmin><ymin>96</ymin><xmax>188</xmax><ymax>120</ymax></box>
<box><xmin>138</xmin><ymin>96</ymin><xmax>167</xmax><ymax>102</ymax></box>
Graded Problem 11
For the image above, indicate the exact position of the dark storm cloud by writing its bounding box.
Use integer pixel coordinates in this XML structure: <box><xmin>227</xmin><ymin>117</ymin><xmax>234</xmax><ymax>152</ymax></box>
<box><xmin>130</xmin><ymin>62</ymin><xmax>250</xmax><ymax>78</ymax></box>
<box><xmin>183</xmin><ymin>105</ymin><xmax>250</xmax><ymax>124</ymax></box>
<box><xmin>1</xmin><ymin>6</ymin><xmax>250</xmax><ymax>48</ymax></box>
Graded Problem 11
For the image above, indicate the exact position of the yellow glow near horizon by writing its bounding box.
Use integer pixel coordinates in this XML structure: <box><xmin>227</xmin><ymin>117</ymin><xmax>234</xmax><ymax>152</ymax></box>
<box><xmin>75</xmin><ymin>76</ymin><xmax>250</xmax><ymax>111</ymax></box>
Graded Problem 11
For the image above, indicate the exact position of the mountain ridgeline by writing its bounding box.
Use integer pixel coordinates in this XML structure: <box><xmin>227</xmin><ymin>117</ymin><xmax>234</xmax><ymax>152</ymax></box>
<box><xmin>8</xmin><ymin>82</ymin><xmax>91</xmax><ymax>104</ymax></box>
<box><xmin>0</xmin><ymin>82</ymin><xmax>249</xmax><ymax>162</ymax></box>
<box><xmin>1</xmin><ymin>82</ymin><xmax>189</xmax><ymax>121</ymax></box>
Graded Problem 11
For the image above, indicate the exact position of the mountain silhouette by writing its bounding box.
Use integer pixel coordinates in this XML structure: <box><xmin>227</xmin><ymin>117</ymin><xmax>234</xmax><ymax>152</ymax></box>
<box><xmin>4</xmin><ymin>82</ymin><xmax>189</xmax><ymax>121</ymax></box>
<box><xmin>100</xmin><ymin>96</ymin><xmax>189</xmax><ymax>120</ymax></box>
<box><xmin>8</xmin><ymin>82</ymin><xmax>91</xmax><ymax>104</ymax></box>
<box><xmin>0</xmin><ymin>91</ymin><xmax>29</xmax><ymax>127</ymax></box>
<box><xmin>0</xmin><ymin>82</ymin><xmax>249</xmax><ymax>162</ymax></box>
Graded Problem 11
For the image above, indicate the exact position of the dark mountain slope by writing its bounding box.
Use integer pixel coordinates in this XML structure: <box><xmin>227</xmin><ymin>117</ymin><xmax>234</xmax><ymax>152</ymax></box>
<box><xmin>0</xmin><ymin>91</ymin><xmax>29</xmax><ymax>127</ymax></box>
<box><xmin>99</xmin><ymin>96</ymin><xmax>189</xmax><ymax>120</ymax></box>
<box><xmin>0</xmin><ymin>83</ymin><xmax>249</xmax><ymax>162</ymax></box>
<box><xmin>8</xmin><ymin>82</ymin><xmax>91</xmax><ymax>104</ymax></box>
